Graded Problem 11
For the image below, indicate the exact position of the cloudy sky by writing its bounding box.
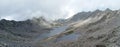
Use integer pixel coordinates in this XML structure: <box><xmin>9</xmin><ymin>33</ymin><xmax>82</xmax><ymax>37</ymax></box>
<box><xmin>0</xmin><ymin>0</ymin><xmax>120</xmax><ymax>21</ymax></box>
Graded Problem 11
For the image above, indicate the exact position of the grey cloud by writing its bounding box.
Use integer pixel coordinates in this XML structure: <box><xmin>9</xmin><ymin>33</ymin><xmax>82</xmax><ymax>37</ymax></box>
<box><xmin>0</xmin><ymin>0</ymin><xmax>71</xmax><ymax>21</ymax></box>
<box><xmin>0</xmin><ymin>0</ymin><xmax>120</xmax><ymax>21</ymax></box>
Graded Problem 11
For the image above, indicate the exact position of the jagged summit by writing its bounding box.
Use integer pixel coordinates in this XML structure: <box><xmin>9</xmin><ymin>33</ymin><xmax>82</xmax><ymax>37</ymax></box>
<box><xmin>66</xmin><ymin>8</ymin><xmax>116</xmax><ymax>23</ymax></box>
<box><xmin>105</xmin><ymin>8</ymin><xmax>112</xmax><ymax>11</ymax></box>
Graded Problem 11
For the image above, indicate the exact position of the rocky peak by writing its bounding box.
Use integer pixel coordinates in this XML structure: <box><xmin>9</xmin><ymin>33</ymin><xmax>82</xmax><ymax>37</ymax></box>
<box><xmin>94</xmin><ymin>9</ymin><xmax>102</xmax><ymax>12</ymax></box>
<box><xmin>105</xmin><ymin>8</ymin><xmax>112</xmax><ymax>11</ymax></box>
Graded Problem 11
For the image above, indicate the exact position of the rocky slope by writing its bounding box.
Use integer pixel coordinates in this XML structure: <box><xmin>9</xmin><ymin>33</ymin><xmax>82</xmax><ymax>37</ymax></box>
<box><xmin>0</xmin><ymin>17</ymin><xmax>52</xmax><ymax>47</ymax></box>
<box><xmin>44</xmin><ymin>9</ymin><xmax>120</xmax><ymax>47</ymax></box>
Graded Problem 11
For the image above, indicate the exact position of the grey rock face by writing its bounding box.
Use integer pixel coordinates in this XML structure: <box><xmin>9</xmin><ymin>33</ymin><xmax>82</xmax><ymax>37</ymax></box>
<box><xmin>0</xmin><ymin>18</ymin><xmax>51</xmax><ymax>47</ymax></box>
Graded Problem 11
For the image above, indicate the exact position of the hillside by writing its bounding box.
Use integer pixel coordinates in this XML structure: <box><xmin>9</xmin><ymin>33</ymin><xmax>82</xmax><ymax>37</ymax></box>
<box><xmin>1</xmin><ymin>9</ymin><xmax>120</xmax><ymax>47</ymax></box>
<box><xmin>44</xmin><ymin>9</ymin><xmax>120</xmax><ymax>47</ymax></box>
<box><xmin>0</xmin><ymin>17</ymin><xmax>52</xmax><ymax>47</ymax></box>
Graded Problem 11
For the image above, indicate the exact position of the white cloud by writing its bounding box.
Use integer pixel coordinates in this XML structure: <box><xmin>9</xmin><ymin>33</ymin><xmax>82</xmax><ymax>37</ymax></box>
<box><xmin>0</xmin><ymin>0</ymin><xmax>120</xmax><ymax>21</ymax></box>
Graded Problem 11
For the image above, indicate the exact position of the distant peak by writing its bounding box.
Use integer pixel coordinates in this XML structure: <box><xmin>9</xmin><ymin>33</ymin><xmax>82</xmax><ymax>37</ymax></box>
<box><xmin>94</xmin><ymin>9</ymin><xmax>102</xmax><ymax>12</ymax></box>
<box><xmin>105</xmin><ymin>8</ymin><xmax>112</xmax><ymax>11</ymax></box>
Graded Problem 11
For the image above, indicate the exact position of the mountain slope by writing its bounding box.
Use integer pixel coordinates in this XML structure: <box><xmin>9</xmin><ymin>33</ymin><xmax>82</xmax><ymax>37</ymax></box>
<box><xmin>46</xmin><ymin>9</ymin><xmax>120</xmax><ymax>47</ymax></box>
<box><xmin>0</xmin><ymin>17</ymin><xmax>52</xmax><ymax>47</ymax></box>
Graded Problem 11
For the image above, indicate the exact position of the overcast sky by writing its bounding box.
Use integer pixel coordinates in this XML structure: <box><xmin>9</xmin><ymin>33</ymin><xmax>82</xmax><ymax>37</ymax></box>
<box><xmin>0</xmin><ymin>0</ymin><xmax>120</xmax><ymax>21</ymax></box>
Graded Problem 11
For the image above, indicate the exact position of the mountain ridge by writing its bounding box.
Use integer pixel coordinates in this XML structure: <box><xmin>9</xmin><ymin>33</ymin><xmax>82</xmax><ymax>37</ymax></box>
<box><xmin>1</xmin><ymin>9</ymin><xmax>120</xmax><ymax>47</ymax></box>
